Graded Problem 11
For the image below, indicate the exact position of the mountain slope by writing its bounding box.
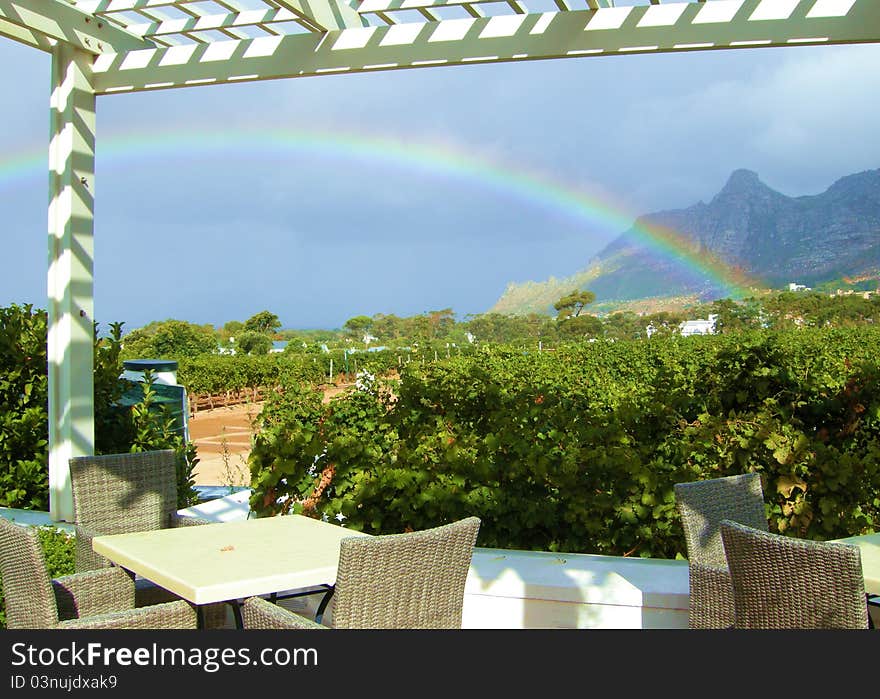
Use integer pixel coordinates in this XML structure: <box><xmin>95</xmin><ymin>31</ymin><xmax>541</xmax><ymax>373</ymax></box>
<box><xmin>491</xmin><ymin>168</ymin><xmax>880</xmax><ymax>315</ymax></box>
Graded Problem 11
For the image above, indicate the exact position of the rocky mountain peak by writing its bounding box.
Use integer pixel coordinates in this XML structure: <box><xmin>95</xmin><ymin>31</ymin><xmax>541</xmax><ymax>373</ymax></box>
<box><xmin>711</xmin><ymin>168</ymin><xmax>774</xmax><ymax>203</ymax></box>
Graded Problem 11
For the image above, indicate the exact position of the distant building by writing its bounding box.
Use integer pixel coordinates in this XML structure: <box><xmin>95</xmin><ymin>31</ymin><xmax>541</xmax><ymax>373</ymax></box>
<box><xmin>679</xmin><ymin>314</ymin><xmax>718</xmax><ymax>337</ymax></box>
<box><xmin>788</xmin><ymin>282</ymin><xmax>811</xmax><ymax>292</ymax></box>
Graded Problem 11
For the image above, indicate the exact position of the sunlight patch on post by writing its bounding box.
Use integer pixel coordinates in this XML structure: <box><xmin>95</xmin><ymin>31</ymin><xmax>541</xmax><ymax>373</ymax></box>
<box><xmin>693</xmin><ymin>0</ymin><xmax>744</xmax><ymax>24</ymax></box>
<box><xmin>584</xmin><ymin>6</ymin><xmax>633</xmax><ymax>31</ymax></box>
<box><xmin>750</xmin><ymin>0</ymin><xmax>799</xmax><ymax>21</ymax></box>
<box><xmin>807</xmin><ymin>0</ymin><xmax>857</xmax><ymax>18</ymax></box>
<box><xmin>637</xmin><ymin>3</ymin><xmax>688</xmax><ymax>28</ymax></box>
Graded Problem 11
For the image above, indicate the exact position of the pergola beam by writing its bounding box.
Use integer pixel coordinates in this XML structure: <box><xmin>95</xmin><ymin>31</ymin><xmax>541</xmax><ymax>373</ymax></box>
<box><xmin>0</xmin><ymin>15</ymin><xmax>54</xmax><ymax>51</ymax></box>
<box><xmin>0</xmin><ymin>0</ymin><xmax>155</xmax><ymax>54</ymax></box>
<box><xmin>91</xmin><ymin>0</ymin><xmax>880</xmax><ymax>94</ymax></box>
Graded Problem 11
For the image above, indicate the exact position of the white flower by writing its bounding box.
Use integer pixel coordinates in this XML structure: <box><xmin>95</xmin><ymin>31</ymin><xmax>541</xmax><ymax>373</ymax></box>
<box><xmin>335</xmin><ymin>512</ymin><xmax>346</xmax><ymax>522</ymax></box>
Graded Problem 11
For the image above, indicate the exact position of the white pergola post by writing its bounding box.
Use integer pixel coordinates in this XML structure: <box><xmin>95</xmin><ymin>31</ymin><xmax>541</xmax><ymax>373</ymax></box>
<box><xmin>47</xmin><ymin>42</ymin><xmax>96</xmax><ymax>522</ymax></box>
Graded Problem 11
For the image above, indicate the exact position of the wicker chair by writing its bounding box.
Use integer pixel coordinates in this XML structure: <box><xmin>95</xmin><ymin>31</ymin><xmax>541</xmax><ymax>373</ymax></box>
<box><xmin>674</xmin><ymin>472</ymin><xmax>768</xmax><ymax>629</ymax></box>
<box><xmin>720</xmin><ymin>519</ymin><xmax>869</xmax><ymax>629</ymax></box>
<box><xmin>0</xmin><ymin>517</ymin><xmax>196</xmax><ymax>629</ymax></box>
<box><xmin>69</xmin><ymin>450</ymin><xmax>226</xmax><ymax>627</ymax></box>
<box><xmin>242</xmin><ymin>516</ymin><xmax>481</xmax><ymax>630</ymax></box>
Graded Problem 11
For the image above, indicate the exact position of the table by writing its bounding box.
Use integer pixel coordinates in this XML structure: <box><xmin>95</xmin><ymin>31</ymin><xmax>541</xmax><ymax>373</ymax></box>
<box><xmin>92</xmin><ymin>514</ymin><xmax>370</xmax><ymax>626</ymax></box>
<box><xmin>830</xmin><ymin>532</ymin><xmax>880</xmax><ymax>596</ymax></box>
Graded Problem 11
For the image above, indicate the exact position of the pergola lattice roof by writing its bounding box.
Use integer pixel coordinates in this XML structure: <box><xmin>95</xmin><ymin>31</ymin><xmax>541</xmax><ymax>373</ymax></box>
<box><xmin>1</xmin><ymin>0</ymin><xmax>878</xmax><ymax>521</ymax></box>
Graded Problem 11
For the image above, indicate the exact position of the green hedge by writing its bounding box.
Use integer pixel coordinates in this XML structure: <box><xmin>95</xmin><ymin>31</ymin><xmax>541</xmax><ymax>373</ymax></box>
<box><xmin>249</xmin><ymin>328</ymin><xmax>880</xmax><ymax>558</ymax></box>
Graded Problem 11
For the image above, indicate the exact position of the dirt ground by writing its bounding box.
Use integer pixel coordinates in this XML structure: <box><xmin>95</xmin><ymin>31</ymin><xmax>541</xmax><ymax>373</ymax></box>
<box><xmin>187</xmin><ymin>384</ymin><xmax>353</xmax><ymax>486</ymax></box>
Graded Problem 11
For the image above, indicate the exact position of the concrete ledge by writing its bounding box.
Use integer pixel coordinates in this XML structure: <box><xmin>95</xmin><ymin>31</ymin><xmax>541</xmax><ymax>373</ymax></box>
<box><xmin>464</xmin><ymin>547</ymin><xmax>689</xmax><ymax>629</ymax></box>
<box><xmin>0</xmin><ymin>507</ymin><xmax>75</xmax><ymax>533</ymax></box>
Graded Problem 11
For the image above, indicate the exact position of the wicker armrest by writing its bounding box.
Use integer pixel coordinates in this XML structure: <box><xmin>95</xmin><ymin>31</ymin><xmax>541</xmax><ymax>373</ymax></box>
<box><xmin>53</xmin><ymin>567</ymin><xmax>135</xmax><ymax>620</ymax></box>
<box><xmin>173</xmin><ymin>514</ymin><xmax>212</xmax><ymax>527</ymax></box>
<box><xmin>242</xmin><ymin>597</ymin><xmax>327</xmax><ymax>630</ymax></box>
<box><xmin>58</xmin><ymin>600</ymin><xmax>197</xmax><ymax>630</ymax></box>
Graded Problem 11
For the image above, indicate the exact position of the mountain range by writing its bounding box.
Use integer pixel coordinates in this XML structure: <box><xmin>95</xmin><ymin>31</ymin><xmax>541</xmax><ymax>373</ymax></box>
<box><xmin>490</xmin><ymin>167</ymin><xmax>880</xmax><ymax>316</ymax></box>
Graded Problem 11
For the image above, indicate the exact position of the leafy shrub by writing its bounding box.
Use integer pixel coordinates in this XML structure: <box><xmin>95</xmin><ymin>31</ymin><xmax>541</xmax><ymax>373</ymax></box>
<box><xmin>0</xmin><ymin>306</ymin><xmax>199</xmax><ymax>511</ymax></box>
<box><xmin>250</xmin><ymin>328</ymin><xmax>880</xmax><ymax>557</ymax></box>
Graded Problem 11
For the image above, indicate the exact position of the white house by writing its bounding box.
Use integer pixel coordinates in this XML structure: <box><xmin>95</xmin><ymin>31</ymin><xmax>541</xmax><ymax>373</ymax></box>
<box><xmin>678</xmin><ymin>314</ymin><xmax>718</xmax><ymax>337</ymax></box>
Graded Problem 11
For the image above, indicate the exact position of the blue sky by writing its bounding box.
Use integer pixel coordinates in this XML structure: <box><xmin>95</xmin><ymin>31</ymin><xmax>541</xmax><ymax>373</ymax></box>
<box><xmin>1</xmin><ymin>34</ymin><xmax>879</xmax><ymax>331</ymax></box>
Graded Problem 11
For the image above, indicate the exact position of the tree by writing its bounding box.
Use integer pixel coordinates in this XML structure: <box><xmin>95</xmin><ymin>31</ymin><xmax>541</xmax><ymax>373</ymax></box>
<box><xmin>244</xmin><ymin>310</ymin><xmax>281</xmax><ymax>336</ymax></box>
<box><xmin>343</xmin><ymin>315</ymin><xmax>373</xmax><ymax>339</ymax></box>
<box><xmin>236</xmin><ymin>331</ymin><xmax>272</xmax><ymax>355</ymax></box>
<box><xmin>557</xmin><ymin>314</ymin><xmax>604</xmax><ymax>340</ymax></box>
<box><xmin>121</xmin><ymin>320</ymin><xmax>217</xmax><ymax>359</ymax></box>
<box><xmin>554</xmin><ymin>290</ymin><xmax>596</xmax><ymax>320</ymax></box>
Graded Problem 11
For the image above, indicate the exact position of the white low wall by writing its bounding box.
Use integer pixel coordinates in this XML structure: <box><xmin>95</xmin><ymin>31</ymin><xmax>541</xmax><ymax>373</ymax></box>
<box><xmin>464</xmin><ymin>547</ymin><xmax>688</xmax><ymax>629</ymax></box>
<box><xmin>3</xmin><ymin>495</ymin><xmax>691</xmax><ymax>629</ymax></box>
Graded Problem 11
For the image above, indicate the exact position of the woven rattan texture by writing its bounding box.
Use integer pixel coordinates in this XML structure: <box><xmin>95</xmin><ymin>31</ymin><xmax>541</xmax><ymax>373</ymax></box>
<box><xmin>0</xmin><ymin>517</ymin><xmax>196</xmax><ymax>629</ymax></box>
<box><xmin>330</xmin><ymin>516</ymin><xmax>481</xmax><ymax>629</ymax></box>
<box><xmin>674</xmin><ymin>473</ymin><xmax>767</xmax><ymax>629</ymax></box>
<box><xmin>69</xmin><ymin>450</ymin><xmax>179</xmax><ymax>547</ymax></box>
<box><xmin>68</xmin><ymin>450</ymin><xmax>224</xmax><ymax>627</ymax></box>
<box><xmin>720</xmin><ymin>520</ymin><xmax>869</xmax><ymax>629</ymax></box>
<box><xmin>240</xmin><ymin>517</ymin><xmax>480</xmax><ymax>629</ymax></box>
<box><xmin>242</xmin><ymin>597</ymin><xmax>327</xmax><ymax>630</ymax></box>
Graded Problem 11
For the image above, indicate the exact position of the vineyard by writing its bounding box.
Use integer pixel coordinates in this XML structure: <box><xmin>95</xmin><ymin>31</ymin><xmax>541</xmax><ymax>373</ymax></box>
<box><xmin>2</xmin><ymin>303</ymin><xmax>879</xmax><ymax>561</ymax></box>
<box><xmin>247</xmin><ymin>327</ymin><xmax>880</xmax><ymax>559</ymax></box>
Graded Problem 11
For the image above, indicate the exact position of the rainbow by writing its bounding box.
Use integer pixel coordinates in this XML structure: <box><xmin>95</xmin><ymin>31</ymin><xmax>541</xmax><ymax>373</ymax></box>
<box><xmin>0</xmin><ymin>127</ymin><xmax>758</xmax><ymax>297</ymax></box>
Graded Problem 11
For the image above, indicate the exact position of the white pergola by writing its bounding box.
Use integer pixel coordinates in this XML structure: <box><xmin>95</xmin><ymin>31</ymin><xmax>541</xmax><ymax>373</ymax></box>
<box><xmin>1</xmin><ymin>0</ymin><xmax>878</xmax><ymax>522</ymax></box>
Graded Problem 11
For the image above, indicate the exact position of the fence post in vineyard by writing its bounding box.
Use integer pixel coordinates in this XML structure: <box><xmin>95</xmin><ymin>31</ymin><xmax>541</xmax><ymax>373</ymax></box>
<box><xmin>329</xmin><ymin>358</ymin><xmax>333</xmax><ymax>382</ymax></box>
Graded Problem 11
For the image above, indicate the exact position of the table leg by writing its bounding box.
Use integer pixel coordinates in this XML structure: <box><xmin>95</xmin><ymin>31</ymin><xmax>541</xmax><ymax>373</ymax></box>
<box><xmin>230</xmin><ymin>600</ymin><xmax>244</xmax><ymax>629</ymax></box>
<box><xmin>315</xmin><ymin>586</ymin><xmax>335</xmax><ymax>625</ymax></box>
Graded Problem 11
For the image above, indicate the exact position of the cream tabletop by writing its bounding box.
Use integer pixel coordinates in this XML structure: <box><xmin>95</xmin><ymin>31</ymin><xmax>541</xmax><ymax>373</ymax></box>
<box><xmin>829</xmin><ymin>532</ymin><xmax>880</xmax><ymax>596</ymax></box>
<box><xmin>92</xmin><ymin>514</ymin><xmax>369</xmax><ymax>605</ymax></box>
